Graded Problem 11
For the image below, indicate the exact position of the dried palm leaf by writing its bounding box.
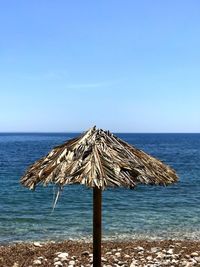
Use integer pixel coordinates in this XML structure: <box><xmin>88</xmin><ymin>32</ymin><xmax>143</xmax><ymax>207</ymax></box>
<box><xmin>21</xmin><ymin>126</ymin><xmax>178</xmax><ymax>190</ymax></box>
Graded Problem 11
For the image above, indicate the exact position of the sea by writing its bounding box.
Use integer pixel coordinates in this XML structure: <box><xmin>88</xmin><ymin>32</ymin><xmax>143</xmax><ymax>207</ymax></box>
<box><xmin>0</xmin><ymin>133</ymin><xmax>200</xmax><ymax>244</ymax></box>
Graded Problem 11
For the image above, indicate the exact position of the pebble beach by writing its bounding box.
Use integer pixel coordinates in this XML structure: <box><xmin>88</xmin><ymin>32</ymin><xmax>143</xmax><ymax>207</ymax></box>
<box><xmin>1</xmin><ymin>240</ymin><xmax>200</xmax><ymax>267</ymax></box>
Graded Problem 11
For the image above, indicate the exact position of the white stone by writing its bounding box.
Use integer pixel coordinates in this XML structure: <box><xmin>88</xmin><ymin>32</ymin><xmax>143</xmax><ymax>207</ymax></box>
<box><xmin>81</xmin><ymin>251</ymin><xmax>90</xmax><ymax>256</ymax></box>
<box><xmin>180</xmin><ymin>260</ymin><xmax>188</xmax><ymax>265</ymax></box>
<box><xmin>171</xmin><ymin>259</ymin><xmax>178</xmax><ymax>264</ymax></box>
<box><xmin>191</xmin><ymin>252</ymin><xmax>198</xmax><ymax>257</ymax></box>
<box><xmin>173</xmin><ymin>253</ymin><xmax>180</xmax><ymax>259</ymax></box>
<box><xmin>117</xmin><ymin>261</ymin><xmax>126</xmax><ymax>266</ymax></box>
<box><xmin>69</xmin><ymin>260</ymin><xmax>75</xmax><ymax>265</ymax></box>
<box><xmin>156</xmin><ymin>252</ymin><xmax>164</xmax><ymax>259</ymax></box>
<box><xmin>124</xmin><ymin>254</ymin><xmax>130</xmax><ymax>258</ymax></box>
<box><xmin>135</xmin><ymin>246</ymin><xmax>144</xmax><ymax>251</ymax></box>
<box><xmin>185</xmin><ymin>263</ymin><xmax>195</xmax><ymax>267</ymax></box>
<box><xmin>130</xmin><ymin>259</ymin><xmax>137</xmax><ymax>267</ymax></box>
<box><xmin>113</xmin><ymin>257</ymin><xmax>119</xmax><ymax>263</ymax></box>
<box><xmin>166</xmin><ymin>248</ymin><xmax>174</xmax><ymax>254</ymax></box>
<box><xmin>194</xmin><ymin>256</ymin><xmax>200</xmax><ymax>262</ymax></box>
<box><xmin>54</xmin><ymin>261</ymin><xmax>63</xmax><ymax>267</ymax></box>
<box><xmin>150</xmin><ymin>247</ymin><xmax>160</xmax><ymax>253</ymax></box>
<box><xmin>33</xmin><ymin>242</ymin><xmax>42</xmax><ymax>247</ymax></box>
<box><xmin>33</xmin><ymin>259</ymin><xmax>42</xmax><ymax>265</ymax></box>
<box><xmin>146</xmin><ymin>256</ymin><xmax>153</xmax><ymax>261</ymax></box>
<box><xmin>57</xmin><ymin>252</ymin><xmax>69</xmax><ymax>258</ymax></box>
<box><xmin>115</xmin><ymin>252</ymin><xmax>121</xmax><ymax>257</ymax></box>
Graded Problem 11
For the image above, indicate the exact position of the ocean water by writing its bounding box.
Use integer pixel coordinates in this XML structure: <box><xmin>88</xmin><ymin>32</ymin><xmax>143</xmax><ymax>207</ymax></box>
<box><xmin>0</xmin><ymin>133</ymin><xmax>200</xmax><ymax>243</ymax></box>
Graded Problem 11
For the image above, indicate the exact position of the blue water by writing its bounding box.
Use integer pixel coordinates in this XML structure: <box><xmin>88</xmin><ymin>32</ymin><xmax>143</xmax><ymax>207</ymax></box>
<box><xmin>0</xmin><ymin>133</ymin><xmax>200</xmax><ymax>243</ymax></box>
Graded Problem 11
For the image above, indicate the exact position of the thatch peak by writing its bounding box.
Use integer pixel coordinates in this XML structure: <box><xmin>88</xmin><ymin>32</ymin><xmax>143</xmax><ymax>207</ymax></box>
<box><xmin>20</xmin><ymin>127</ymin><xmax>178</xmax><ymax>190</ymax></box>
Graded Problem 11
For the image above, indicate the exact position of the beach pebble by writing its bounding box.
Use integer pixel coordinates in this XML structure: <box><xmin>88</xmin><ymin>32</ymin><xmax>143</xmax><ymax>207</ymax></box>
<box><xmin>81</xmin><ymin>250</ymin><xmax>90</xmax><ymax>256</ymax></box>
<box><xmin>37</xmin><ymin>256</ymin><xmax>44</xmax><ymax>260</ymax></box>
<box><xmin>130</xmin><ymin>262</ymin><xmax>137</xmax><ymax>267</ymax></box>
<box><xmin>185</xmin><ymin>263</ymin><xmax>195</xmax><ymax>267</ymax></box>
<box><xmin>12</xmin><ymin>263</ymin><xmax>19</xmax><ymax>267</ymax></box>
<box><xmin>33</xmin><ymin>242</ymin><xmax>42</xmax><ymax>247</ymax></box>
<box><xmin>181</xmin><ymin>260</ymin><xmax>189</xmax><ymax>266</ymax></box>
<box><xmin>194</xmin><ymin>256</ymin><xmax>200</xmax><ymax>262</ymax></box>
<box><xmin>171</xmin><ymin>259</ymin><xmax>179</xmax><ymax>264</ymax></box>
<box><xmin>57</xmin><ymin>252</ymin><xmax>69</xmax><ymax>258</ymax></box>
<box><xmin>156</xmin><ymin>252</ymin><xmax>164</xmax><ymax>259</ymax></box>
<box><xmin>117</xmin><ymin>261</ymin><xmax>126</xmax><ymax>266</ymax></box>
<box><xmin>173</xmin><ymin>253</ymin><xmax>180</xmax><ymax>259</ymax></box>
<box><xmin>164</xmin><ymin>254</ymin><xmax>173</xmax><ymax>259</ymax></box>
<box><xmin>135</xmin><ymin>246</ymin><xmax>144</xmax><ymax>252</ymax></box>
<box><xmin>166</xmin><ymin>248</ymin><xmax>174</xmax><ymax>254</ymax></box>
<box><xmin>54</xmin><ymin>261</ymin><xmax>63</xmax><ymax>267</ymax></box>
<box><xmin>113</xmin><ymin>257</ymin><xmax>119</xmax><ymax>263</ymax></box>
<box><xmin>191</xmin><ymin>252</ymin><xmax>198</xmax><ymax>257</ymax></box>
<box><xmin>189</xmin><ymin>257</ymin><xmax>197</xmax><ymax>263</ymax></box>
<box><xmin>105</xmin><ymin>251</ymin><xmax>112</xmax><ymax>255</ymax></box>
<box><xmin>130</xmin><ymin>259</ymin><xmax>137</xmax><ymax>267</ymax></box>
<box><xmin>33</xmin><ymin>259</ymin><xmax>42</xmax><ymax>265</ymax></box>
<box><xmin>124</xmin><ymin>254</ymin><xmax>130</xmax><ymax>258</ymax></box>
<box><xmin>115</xmin><ymin>252</ymin><xmax>121</xmax><ymax>257</ymax></box>
<box><xmin>150</xmin><ymin>247</ymin><xmax>160</xmax><ymax>253</ymax></box>
<box><xmin>68</xmin><ymin>260</ymin><xmax>76</xmax><ymax>265</ymax></box>
<box><xmin>146</xmin><ymin>255</ymin><xmax>153</xmax><ymax>261</ymax></box>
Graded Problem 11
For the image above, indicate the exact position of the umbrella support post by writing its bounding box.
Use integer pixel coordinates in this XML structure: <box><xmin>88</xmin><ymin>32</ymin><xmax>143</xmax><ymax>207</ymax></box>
<box><xmin>93</xmin><ymin>187</ymin><xmax>102</xmax><ymax>267</ymax></box>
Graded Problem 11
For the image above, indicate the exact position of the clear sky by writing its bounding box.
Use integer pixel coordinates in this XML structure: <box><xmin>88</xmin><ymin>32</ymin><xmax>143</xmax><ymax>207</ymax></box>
<box><xmin>0</xmin><ymin>0</ymin><xmax>199</xmax><ymax>132</ymax></box>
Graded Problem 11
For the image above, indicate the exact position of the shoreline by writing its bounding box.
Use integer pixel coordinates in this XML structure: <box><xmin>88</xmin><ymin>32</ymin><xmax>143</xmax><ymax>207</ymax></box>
<box><xmin>1</xmin><ymin>239</ymin><xmax>200</xmax><ymax>267</ymax></box>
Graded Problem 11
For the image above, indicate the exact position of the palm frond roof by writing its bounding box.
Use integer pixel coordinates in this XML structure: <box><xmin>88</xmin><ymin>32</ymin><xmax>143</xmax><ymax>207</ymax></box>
<box><xmin>21</xmin><ymin>126</ymin><xmax>178</xmax><ymax>190</ymax></box>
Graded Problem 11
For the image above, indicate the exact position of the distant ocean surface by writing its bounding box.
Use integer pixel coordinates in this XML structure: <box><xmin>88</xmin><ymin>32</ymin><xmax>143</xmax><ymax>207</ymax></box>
<box><xmin>0</xmin><ymin>133</ymin><xmax>200</xmax><ymax>243</ymax></box>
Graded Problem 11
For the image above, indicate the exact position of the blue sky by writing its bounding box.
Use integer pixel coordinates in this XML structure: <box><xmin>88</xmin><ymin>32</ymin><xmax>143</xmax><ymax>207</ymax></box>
<box><xmin>0</xmin><ymin>0</ymin><xmax>199</xmax><ymax>132</ymax></box>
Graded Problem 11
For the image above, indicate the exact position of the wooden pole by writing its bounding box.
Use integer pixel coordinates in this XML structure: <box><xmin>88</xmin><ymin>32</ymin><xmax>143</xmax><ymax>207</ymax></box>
<box><xmin>93</xmin><ymin>187</ymin><xmax>102</xmax><ymax>267</ymax></box>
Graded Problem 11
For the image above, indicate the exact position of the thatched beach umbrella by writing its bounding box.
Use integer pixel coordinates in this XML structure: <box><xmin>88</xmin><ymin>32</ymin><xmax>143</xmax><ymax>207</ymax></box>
<box><xmin>20</xmin><ymin>126</ymin><xmax>178</xmax><ymax>267</ymax></box>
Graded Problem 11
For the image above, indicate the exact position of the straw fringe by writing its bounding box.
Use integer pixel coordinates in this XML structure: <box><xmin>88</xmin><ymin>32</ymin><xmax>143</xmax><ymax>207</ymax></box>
<box><xmin>20</xmin><ymin>126</ymin><xmax>178</xmax><ymax>190</ymax></box>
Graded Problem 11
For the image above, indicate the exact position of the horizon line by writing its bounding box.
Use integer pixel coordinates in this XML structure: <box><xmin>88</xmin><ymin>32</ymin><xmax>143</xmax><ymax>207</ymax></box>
<box><xmin>0</xmin><ymin>131</ymin><xmax>199</xmax><ymax>134</ymax></box>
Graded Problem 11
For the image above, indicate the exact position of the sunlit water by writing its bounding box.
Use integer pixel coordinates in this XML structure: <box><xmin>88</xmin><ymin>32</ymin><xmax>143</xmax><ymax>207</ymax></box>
<box><xmin>0</xmin><ymin>133</ymin><xmax>200</xmax><ymax>243</ymax></box>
